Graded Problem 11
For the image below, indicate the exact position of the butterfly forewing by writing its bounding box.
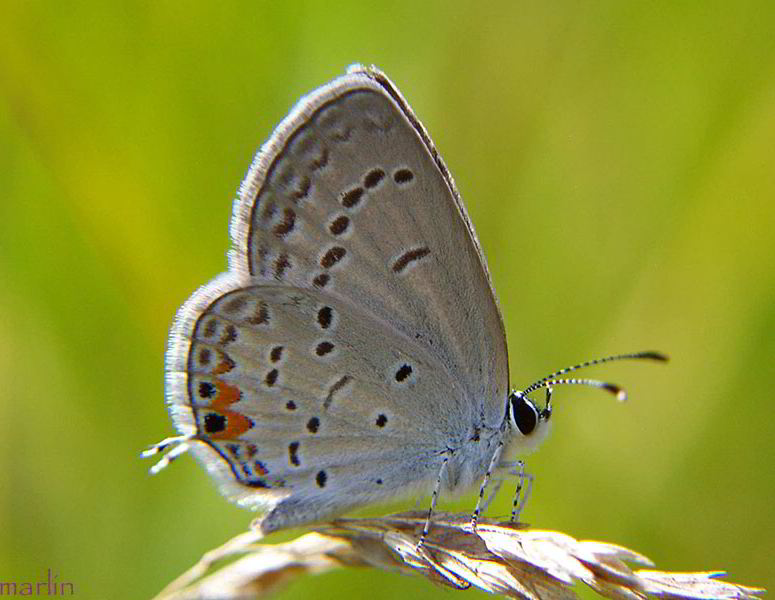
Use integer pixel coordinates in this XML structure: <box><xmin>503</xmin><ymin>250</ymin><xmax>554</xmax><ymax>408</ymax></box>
<box><xmin>230</xmin><ymin>67</ymin><xmax>508</xmax><ymax>421</ymax></box>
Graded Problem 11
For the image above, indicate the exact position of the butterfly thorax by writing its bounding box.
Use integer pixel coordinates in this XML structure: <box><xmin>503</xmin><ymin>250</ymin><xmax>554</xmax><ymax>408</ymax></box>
<box><xmin>443</xmin><ymin>420</ymin><xmax>504</xmax><ymax>492</ymax></box>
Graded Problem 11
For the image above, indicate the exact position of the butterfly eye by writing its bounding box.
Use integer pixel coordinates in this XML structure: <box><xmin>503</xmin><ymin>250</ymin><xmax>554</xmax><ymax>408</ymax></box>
<box><xmin>509</xmin><ymin>392</ymin><xmax>539</xmax><ymax>435</ymax></box>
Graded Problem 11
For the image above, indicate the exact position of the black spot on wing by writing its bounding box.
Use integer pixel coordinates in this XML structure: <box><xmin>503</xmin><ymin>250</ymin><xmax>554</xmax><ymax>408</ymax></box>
<box><xmin>392</xmin><ymin>247</ymin><xmax>430</xmax><ymax>273</ymax></box>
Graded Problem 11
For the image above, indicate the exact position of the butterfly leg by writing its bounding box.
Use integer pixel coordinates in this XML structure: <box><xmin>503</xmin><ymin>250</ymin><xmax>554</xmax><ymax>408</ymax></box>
<box><xmin>480</xmin><ymin>478</ymin><xmax>503</xmax><ymax>514</ymax></box>
<box><xmin>470</xmin><ymin>439</ymin><xmax>505</xmax><ymax>531</ymax></box>
<box><xmin>479</xmin><ymin>458</ymin><xmax>524</xmax><ymax>514</ymax></box>
<box><xmin>510</xmin><ymin>460</ymin><xmax>535</xmax><ymax>522</ymax></box>
<box><xmin>418</xmin><ymin>453</ymin><xmax>450</xmax><ymax>548</ymax></box>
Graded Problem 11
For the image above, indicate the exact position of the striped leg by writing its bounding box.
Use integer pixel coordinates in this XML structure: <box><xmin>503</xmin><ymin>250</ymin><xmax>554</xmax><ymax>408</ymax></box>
<box><xmin>470</xmin><ymin>439</ymin><xmax>505</xmax><ymax>530</ymax></box>
<box><xmin>418</xmin><ymin>454</ymin><xmax>450</xmax><ymax>548</ymax></box>
<box><xmin>481</xmin><ymin>459</ymin><xmax>524</xmax><ymax>514</ymax></box>
<box><xmin>510</xmin><ymin>461</ymin><xmax>535</xmax><ymax>522</ymax></box>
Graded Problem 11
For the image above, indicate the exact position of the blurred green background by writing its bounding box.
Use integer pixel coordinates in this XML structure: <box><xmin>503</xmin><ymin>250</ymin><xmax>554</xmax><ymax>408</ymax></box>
<box><xmin>1</xmin><ymin>2</ymin><xmax>773</xmax><ymax>599</ymax></box>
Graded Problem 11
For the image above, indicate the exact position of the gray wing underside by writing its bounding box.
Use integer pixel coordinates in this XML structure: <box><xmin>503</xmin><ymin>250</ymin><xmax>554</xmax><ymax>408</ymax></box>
<box><xmin>229</xmin><ymin>66</ymin><xmax>509</xmax><ymax>424</ymax></box>
<box><xmin>166</xmin><ymin>282</ymin><xmax>459</xmax><ymax>527</ymax></box>
<box><xmin>164</xmin><ymin>66</ymin><xmax>509</xmax><ymax>528</ymax></box>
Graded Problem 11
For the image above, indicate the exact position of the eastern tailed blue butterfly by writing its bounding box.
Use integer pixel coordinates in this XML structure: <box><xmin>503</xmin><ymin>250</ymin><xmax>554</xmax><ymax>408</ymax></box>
<box><xmin>145</xmin><ymin>65</ymin><xmax>666</xmax><ymax>540</ymax></box>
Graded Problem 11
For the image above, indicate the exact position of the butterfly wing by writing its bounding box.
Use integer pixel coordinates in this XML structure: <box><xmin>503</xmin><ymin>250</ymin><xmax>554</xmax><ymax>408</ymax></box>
<box><xmin>164</xmin><ymin>66</ymin><xmax>509</xmax><ymax>529</ymax></box>
<box><xmin>168</xmin><ymin>281</ymin><xmax>488</xmax><ymax>530</ymax></box>
<box><xmin>229</xmin><ymin>65</ymin><xmax>509</xmax><ymax>422</ymax></box>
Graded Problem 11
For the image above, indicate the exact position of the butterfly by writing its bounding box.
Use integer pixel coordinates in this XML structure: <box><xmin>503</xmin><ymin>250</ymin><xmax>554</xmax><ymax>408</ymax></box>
<box><xmin>145</xmin><ymin>65</ymin><xmax>666</xmax><ymax>540</ymax></box>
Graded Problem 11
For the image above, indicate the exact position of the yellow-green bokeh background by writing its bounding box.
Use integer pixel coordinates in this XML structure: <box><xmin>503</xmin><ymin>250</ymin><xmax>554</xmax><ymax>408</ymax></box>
<box><xmin>1</xmin><ymin>3</ymin><xmax>773</xmax><ymax>599</ymax></box>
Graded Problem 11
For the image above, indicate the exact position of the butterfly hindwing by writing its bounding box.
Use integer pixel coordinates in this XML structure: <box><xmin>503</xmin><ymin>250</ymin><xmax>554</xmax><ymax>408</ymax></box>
<box><xmin>168</xmin><ymin>281</ymin><xmax>481</xmax><ymax>516</ymax></box>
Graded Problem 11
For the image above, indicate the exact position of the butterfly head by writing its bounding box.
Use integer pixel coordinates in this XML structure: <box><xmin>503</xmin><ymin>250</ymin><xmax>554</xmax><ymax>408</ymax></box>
<box><xmin>506</xmin><ymin>389</ymin><xmax>552</xmax><ymax>452</ymax></box>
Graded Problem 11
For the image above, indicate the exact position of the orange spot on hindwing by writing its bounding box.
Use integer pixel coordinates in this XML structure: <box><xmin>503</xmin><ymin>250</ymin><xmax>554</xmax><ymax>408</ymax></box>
<box><xmin>213</xmin><ymin>381</ymin><xmax>241</xmax><ymax>407</ymax></box>
<box><xmin>207</xmin><ymin>408</ymin><xmax>253</xmax><ymax>440</ymax></box>
<box><xmin>196</xmin><ymin>380</ymin><xmax>253</xmax><ymax>440</ymax></box>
